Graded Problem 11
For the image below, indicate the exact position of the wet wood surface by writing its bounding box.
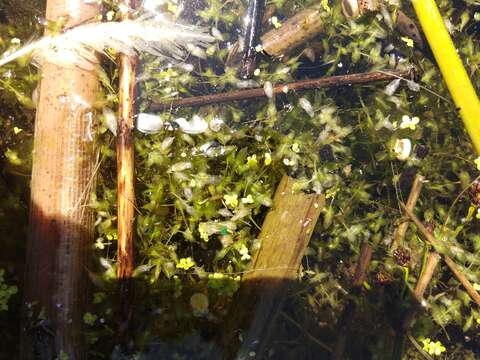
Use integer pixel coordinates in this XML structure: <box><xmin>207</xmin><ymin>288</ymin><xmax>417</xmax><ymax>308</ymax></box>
<box><xmin>21</xmin><ymin>0</ymin><xmax>100</xmax><ymax>358</ymax></box>
<box><xmin>222</xmin><ymin>175</ymin><xmax>324</xmax><ymax>359</ymax></box>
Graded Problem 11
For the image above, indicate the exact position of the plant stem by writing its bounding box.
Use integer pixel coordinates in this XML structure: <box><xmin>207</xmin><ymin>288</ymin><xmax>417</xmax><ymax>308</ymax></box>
<box><xmin>150</xmin><ymin>69</ymin><xmax>413</xmax><ymax>110</ymax></box>
<box><xmin>240</xmin><ymin>0</ymin><xmax>265</xmax><ymax>78</ymax></box>
<box><xmin>392</xmin><ymin>174</ymin><xmax>425</xmax><ymax>249</ymax></box>
<box><xmin>117</xmin><ymin>0</ymin><xmax>137</xmax><ymax>342</ymax></box>
<box><xmin>400</xmin><ymin>203</ymin><xmax>480</xmax><ymax>306</ymax></box>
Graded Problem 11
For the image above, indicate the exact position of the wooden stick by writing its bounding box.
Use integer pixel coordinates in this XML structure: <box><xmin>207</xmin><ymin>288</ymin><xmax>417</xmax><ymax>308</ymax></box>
<box><xmin>392</xmin><ymin>175</ymin><xmax>425</xmax><ymax>249</ymax></box>
<box><xmin>149</xmin><ymin>69</ymin><xmax>412</xmax><ymax>110</ymax></box>
<box><xmin>414</xmin><ymin>252</ymin><xmax>440</xmax><ymax>302</ymax></box>
<box><xmin>352</xmin><ymin>242</ymin><xmax>374</xmax><ymax>288</ymax></box>
<box><xmin>401</xmin><ymin>203</ymin><xmax>480</xmax><ymax>306</ymax></box>
<box><xmin>332</xmin><ymin>242</ymin><xmax>373</xmax><ymax>360</ymax></box>
<box><xmin>116</xmin><ymin>0</ymin><xmax>137</xmax><ymax>338</ymax></box>
<box><xmin>260</xmin><ymin>6</ymin><xmax>324</xmax><ymax>58</ymax></box>
<box><xmin>221</xmin><ymin>175</ymin><xmax>324</xmax><ymax>360</ymax></box>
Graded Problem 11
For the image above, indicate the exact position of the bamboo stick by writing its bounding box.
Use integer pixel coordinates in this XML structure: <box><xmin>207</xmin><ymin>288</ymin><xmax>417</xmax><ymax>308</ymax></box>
<box><xmin>116</xmin><ymin>0</ymin><xmax>137</xmax><ymax>339</ymax></box>
<box><xmin>150</xmin><ymin>69</ymin><xmax>412</xmax><ymax>110</ymax></box>
<box><xmin>401</xmin><ymin>203</ymin><xmax>480</xmax><ymax>306</ymax></box>
<box><xmin>221</xmin><ymin>175</ymin><xmax>324</xmax><ymax>359</ymax></box>
<box><xmin>21</xmin><ymin>1</ymin><xmax>100</xmax><ymax>358</ymax></box>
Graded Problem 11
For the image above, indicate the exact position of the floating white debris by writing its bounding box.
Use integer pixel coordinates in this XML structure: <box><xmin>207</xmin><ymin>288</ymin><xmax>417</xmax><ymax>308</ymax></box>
<box><xmin>407</xmin><ymin>80</ymin><xmax>420</xmax><ymax>92</ymax></box>
<box><xmin>384</xmin><ymin>78</ymin><xmax>401</xmax><ymax>96</ymax></box>
<box><xmin>187</xmin><ymin>43</ymin><xmax>207</xmax><ymax>59</ymax></box>
<box><xmin>236</xmin><ymin>79</ymin><xmax>259</xmax><ymax>89</ymax></box>
<box><xmin>142</xmin><ymin>0</ymin><xmax>164</xmax><ymax>12</ymax></box>
<box><xmin>160</xmin><ymin>136</ymin><xmax>175</xmax><ymax>151</ymax></box>
<box><xmin>175</xmin><ymin>115</ymin><xmax>209</xmax><ymax>134</ymax></box>
<box><xmin>102</xmin><ymin>107</ymin><xmax>117</xmax><ymax>136</ymax></box>
<box><xmin>178</xmin><ymin>63</ymin><xmax>194</xmax><ymax>72</ymax></box>
<box><xmin>136</xmin><ymin>113</ymin><xmax>163</xmax><ymax>134</ymax></box>
<box><xmin>394</xmin><ymin>138</ymin><xmax>412</xmax><ymax>161</ymax></box>
<box><xmin>209</xmin><ymin>117</ymin><xmax>224</xmax><ymax>132</ymax></box>
<box><xmin>299</xmin><ymin>97</ymin><xmax>315</xmax><ymax>117</ymax></box>
<box><xmin>168</xmin><ymin>161</ymin><xmax>192</xmax><ymax>172</ymax></box>
<box><xmin>211</xmin><ymin>27</ymin><xmax>224</xmax><ymax>41</ymax></box>
<box><xmin>263</xmin><ymin>81</ymin><xmax>274</xmax><ymax>99</ymax></box>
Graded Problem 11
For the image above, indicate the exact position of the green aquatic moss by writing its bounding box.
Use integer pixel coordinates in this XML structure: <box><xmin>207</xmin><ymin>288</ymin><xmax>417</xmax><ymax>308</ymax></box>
<box><xmin>1</xmin><ymin>0</ymin><xmax>480</xmax><ymax>358</ymax></box>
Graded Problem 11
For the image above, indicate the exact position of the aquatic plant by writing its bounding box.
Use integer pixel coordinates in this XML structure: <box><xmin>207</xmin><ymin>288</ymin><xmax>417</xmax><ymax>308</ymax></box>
<box><xmin>0</xmin><ymin>0</ymin><xmax>480</xmax><ymax>358</ymax></box>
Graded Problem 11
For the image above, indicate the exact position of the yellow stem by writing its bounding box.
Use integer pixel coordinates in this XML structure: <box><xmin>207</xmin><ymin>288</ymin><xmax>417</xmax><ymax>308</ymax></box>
<box><xmin>411</xmin><ymin>0</ymin><xmax>480</xmax><ymax>153</ymax></box>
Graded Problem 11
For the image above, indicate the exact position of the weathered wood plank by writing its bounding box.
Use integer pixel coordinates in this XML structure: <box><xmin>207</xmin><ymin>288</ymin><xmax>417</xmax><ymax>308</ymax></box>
<box><xmin>21</xmin><ymin>1</ymin><xmax>100</xmax><ymax>358</ymax></box>
<box><xmin>222</xmin><ymin>175</ymin><xmax>324</xmax><ymax>359</ymax></box>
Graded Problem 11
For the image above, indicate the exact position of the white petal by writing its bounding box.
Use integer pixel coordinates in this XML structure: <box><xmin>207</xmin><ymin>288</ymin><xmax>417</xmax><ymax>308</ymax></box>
<box><xmin>175</xmin><ymin>115</ymin><xmax>209</xmax><ymax>134</ymax></box>
<box><xmin>264</xmin><ymin>81</ymin><xmax>274</xmax><ymax>99</ymax></box>
<box><xmin>299</xmin><ymin>97</ymin><xmax>314</xmax><ymax>117</ymax></box>
<box><xmin>136</xmin><ymin>113</ymin><xmax>163</xmax><ymax>134</ymax></box>
<box><xmin>394</xmin><ymin>138</ymin><xmax>412</xmax><ymax>161</ymax></box>
<box><xmin>102</xmin><ymin>107</ymin><xmax>117</xmax><ymax>136</ymax></box>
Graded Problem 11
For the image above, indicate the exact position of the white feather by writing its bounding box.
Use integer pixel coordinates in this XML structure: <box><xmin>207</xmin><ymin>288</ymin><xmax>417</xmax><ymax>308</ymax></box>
<box><xmin>0</xmin><ymin>15</ymin><xmax>213</xmax><ymax>70</ymax></box>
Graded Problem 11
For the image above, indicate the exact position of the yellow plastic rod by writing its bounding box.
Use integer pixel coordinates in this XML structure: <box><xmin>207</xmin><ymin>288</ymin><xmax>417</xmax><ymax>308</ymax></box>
<box><xmin>411</xmin><ymin>0</ymin><xmax>480</xmax><ymax>154</ymax></box>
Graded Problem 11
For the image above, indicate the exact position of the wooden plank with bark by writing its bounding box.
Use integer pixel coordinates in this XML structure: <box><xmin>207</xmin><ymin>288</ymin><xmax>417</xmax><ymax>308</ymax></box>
<box><xmin>21</xmin><ymin>1</ymin><xmax>100</xmax><ymax>358</ymax></box>
<box><xmin>221</xmin><ymin>175</ymin><xmax>324</xmax><ymax>359</ymax></box>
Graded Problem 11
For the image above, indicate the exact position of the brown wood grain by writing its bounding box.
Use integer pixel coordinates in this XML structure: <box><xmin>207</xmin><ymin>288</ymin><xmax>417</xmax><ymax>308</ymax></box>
<box><xmin>21</xmin><ymin>1</ymin><xmax>100</xmax><ymax>358</ymax></box>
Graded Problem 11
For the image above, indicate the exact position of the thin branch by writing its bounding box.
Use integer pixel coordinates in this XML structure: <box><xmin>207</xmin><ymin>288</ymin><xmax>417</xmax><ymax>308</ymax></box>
<box><xmin>150</xmin><ymin>69</ymin><xmax>413</xmax><ymax>110</ymax></box>
<box><xmin>280</xmin><ymin>312</ymin><xmax>333</xmax><ymax>353</ymax></box>
<box><xmin>400</xmin><ymin>203</ymin><xmax>480</xmax><ymax>306</ymax></box>
<box><xmin>392</xmin><ymin>174</ymin><xmax>425</xmax><ymax>249</ymax></box>
<box><xmin>414</xmin><ymin>252</ymin><xmax>440</xmax><ymax>302</ymax></box>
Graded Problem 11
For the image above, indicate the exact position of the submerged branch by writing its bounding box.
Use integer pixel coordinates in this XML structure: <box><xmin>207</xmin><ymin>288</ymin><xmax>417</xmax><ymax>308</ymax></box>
<box><xmin>392</xmin><ymin>174</ymin><xmax>425</xmax><ymax>249</ymax></box>
<box><xmin>401</xmin><ymin>203</ymin><xmax>480</xmax><ymax>306</ymax></box>
<box><xmin>150</xmin><ymin>69</ymin><xmax>413</xmax><ymax>110</ymax></box>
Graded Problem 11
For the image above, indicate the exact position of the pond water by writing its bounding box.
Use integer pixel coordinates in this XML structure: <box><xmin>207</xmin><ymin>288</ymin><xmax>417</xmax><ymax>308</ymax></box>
<box><xmin>0</xmin><ymin>0</ymin><xmax>480</xmax><ymax>359</ymax></box>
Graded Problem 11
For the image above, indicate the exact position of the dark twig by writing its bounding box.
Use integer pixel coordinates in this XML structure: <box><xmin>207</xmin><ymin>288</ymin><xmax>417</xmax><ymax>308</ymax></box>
<box><xmin>240</xmin><ymin>0</ymin><xmax>265</xmax><ymax>78</ymax></box>
<box><xmin>400</xmin><ymin>203</ymin><xmax>480</xmax><ymax>306</ymax></box>
<box><xmin>150</xmin><ymin>69</ymin><xmax>413</xmax><ymax>110</ymax></box>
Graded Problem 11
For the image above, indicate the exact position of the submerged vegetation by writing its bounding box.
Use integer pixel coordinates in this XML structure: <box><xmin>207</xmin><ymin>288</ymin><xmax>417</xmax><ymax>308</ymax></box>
<box><xmin>1</xmin><ymin>0</ymin><xmax>480</xmax><ymax>358</ymax></box>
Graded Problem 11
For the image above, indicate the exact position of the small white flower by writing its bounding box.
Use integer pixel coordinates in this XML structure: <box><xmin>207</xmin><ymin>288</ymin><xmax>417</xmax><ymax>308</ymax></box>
<box><xmin>394</xmin><ymin>138</ymin><xmax>412</xmax><ymax>161</ymax></box>
<box><xmin>283</xmin><ymin>158</ymin><xmax>295</xmax><ymax>166</ymax></box>
<box><xmin>10</xmin><ymin>38</ymin><xmax>21</xmax><ymax>45</ymax></box>
<box><xmin>239</xmin><ymin>244</ymin><xmax>251</xmax><ymax>261</ymax></box>
<box><xmin>270</xmin><ymin>16</ymin><xmax>282</xmax><ymax>29</ymax></box>
<box><xmin>136</xmin><ymin>113</ymin><xmax>163</xmax><ymax>134</ymax></box>
<box><xmin>400</xmin><ymin>115</ymin><xmax>420</xmax><ymax>130</ymax></box>
<box><xmin>253</xmin><ymin>68</ymin><xmax>261</xmax><ymax>76</ymax></box>
<box><xmin>255</xmin><ymin>44</ymin><xmax>264</xmax><ymax>52</ymax></box>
